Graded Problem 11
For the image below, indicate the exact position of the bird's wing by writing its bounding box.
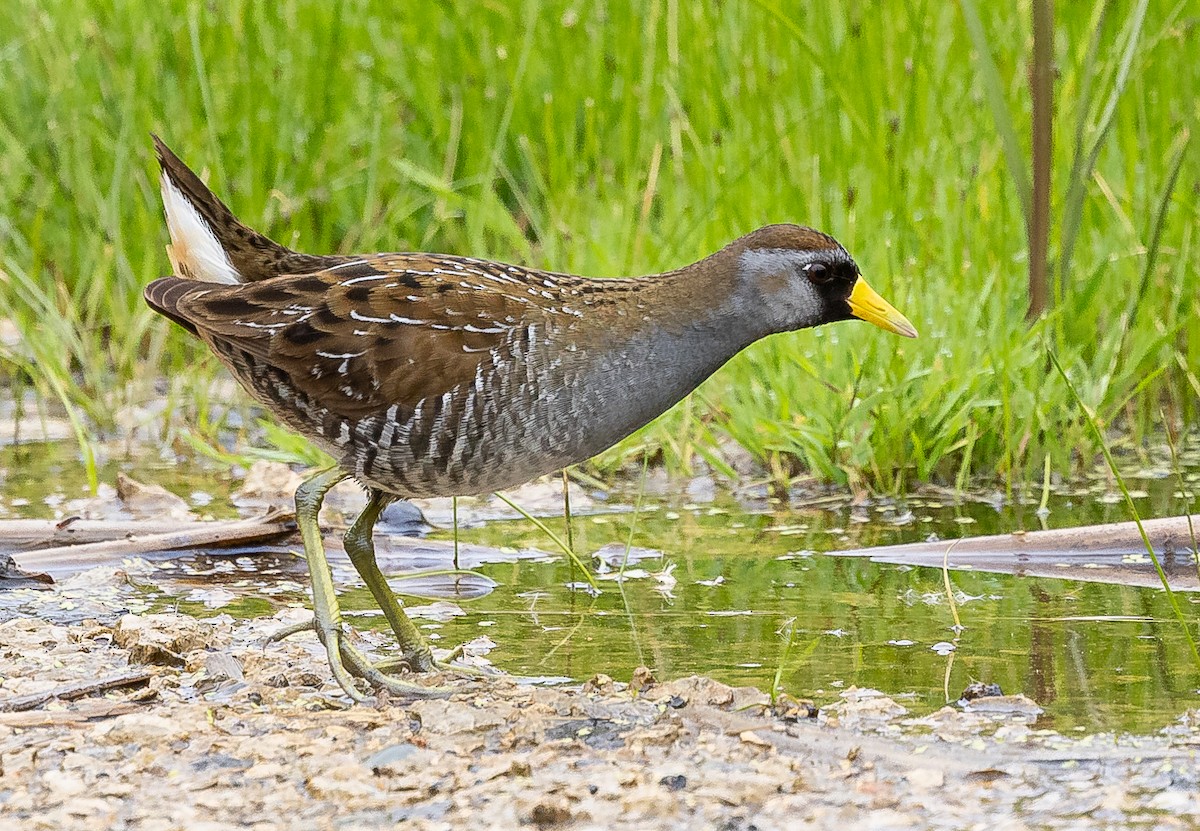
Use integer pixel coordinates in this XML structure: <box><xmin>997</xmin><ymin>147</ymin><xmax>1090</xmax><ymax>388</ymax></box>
<box><xmin>146</xmin><ymin>254</ymin><xmax>572</xmax><ymax>421</ymax></box>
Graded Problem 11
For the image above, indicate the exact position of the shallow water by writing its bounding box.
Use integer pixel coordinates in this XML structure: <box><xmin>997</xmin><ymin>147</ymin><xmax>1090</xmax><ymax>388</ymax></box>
<box><xmin>3</xmin><ymin>438</ymin><xmax>1199</xmax><ymax>734</ymax></box>
<box><xmin>398</xmin><ymin>482</ymin><xmax>1200</xmax><ymax>734</ymax></box>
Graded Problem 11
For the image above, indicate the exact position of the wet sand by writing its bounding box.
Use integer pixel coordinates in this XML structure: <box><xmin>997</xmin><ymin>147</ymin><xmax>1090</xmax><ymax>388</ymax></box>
<box><xmin>2</xmin><ymin>607</ymin><xmax>1198</xmax><ymax>830</ymax></box>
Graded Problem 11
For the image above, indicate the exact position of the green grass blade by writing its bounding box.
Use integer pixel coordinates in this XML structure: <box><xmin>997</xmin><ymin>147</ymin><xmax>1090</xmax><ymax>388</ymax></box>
<box><xmin>1123</xmin><ymin>128</ymin><xmax>1191</xmax><ymax>331</ymax></box>
<box><xmin>493</xmin><ymin>491</ymin><xmax>596</xmax><ymax>588</ymax></box>
<box><xmin>958</xmin><ymin>0</ymin><xmax>1032</xmax><ymax>222</ymax></box>
<box><xmin>1058</xmin><ymin>0</ymin><xmax>1150</xmax><ymax>285</ymax></box>
<box><xmin>1049</xmin><ymin>349</ymin><xmax>1200</xmax><ymax>671</ymax></box>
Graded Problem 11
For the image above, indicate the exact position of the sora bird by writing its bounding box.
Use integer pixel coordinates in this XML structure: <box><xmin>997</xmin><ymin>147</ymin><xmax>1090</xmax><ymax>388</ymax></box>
<box><xmin>143</xmin><ymin>136</ymin><xmax>917</xmax><ymax>700</ymax></box>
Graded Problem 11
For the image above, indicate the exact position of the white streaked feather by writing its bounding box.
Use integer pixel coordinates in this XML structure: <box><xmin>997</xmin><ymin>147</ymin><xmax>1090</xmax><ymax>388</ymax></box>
<box><xmin>160</xmin><ymin>174</ymin><xmax>240</xmax><ymax>284</ymax></box>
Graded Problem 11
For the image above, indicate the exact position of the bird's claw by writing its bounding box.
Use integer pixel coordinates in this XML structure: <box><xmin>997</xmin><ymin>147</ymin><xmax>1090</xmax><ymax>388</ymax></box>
<box><xmin>266</xmin><ymin>618</ymin><xmax>458</xmax><ymax>699</ymax></box>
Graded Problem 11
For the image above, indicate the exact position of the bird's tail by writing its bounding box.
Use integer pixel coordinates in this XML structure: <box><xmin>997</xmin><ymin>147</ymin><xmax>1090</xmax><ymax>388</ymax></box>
<box><xmin>152</xmin><ymin>135</ymin><xmax>332</xmax><ymax>283</ymax></box>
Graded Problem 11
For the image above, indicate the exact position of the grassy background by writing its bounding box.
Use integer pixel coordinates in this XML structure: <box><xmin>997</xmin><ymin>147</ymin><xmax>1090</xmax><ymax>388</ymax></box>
<box><xmin>0</xmin><ymin>0</ymin><xmax>1196</xmax><ymax>491</ymax></box>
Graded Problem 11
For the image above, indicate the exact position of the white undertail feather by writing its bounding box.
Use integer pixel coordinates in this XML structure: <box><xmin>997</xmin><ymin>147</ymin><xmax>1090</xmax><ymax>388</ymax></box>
<box><xmin>160</xmin><ymin>173</ymin><xmax>241</xmax><ymax>284</ymax></box>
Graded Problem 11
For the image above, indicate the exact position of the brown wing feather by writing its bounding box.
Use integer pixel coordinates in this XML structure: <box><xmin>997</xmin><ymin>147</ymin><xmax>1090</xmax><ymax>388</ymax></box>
<box><xmin>150</xmin><ymin>255</ymin><xmax>566</xmax><ymax>421</ymax></box>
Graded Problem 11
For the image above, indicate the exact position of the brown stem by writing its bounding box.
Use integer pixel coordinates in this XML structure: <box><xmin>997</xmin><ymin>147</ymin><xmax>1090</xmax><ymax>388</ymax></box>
<box><xmin>1028</xmin><ymin>0</ymin><xmax>1054</xmax><ymax>320</ymax></box>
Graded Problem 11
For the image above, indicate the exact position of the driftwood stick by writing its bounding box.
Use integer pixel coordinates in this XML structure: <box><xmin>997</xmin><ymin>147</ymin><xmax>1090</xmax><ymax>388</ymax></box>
<box><xmin>9</xmin><ymin>511</ymin><xmax>296</xmax><ymax>570</ymax></box>
<box><xmin>0</xmin><ymin>511</ymin><xmax>294</xmax><ymax>552</ymax></box>
<box><xmin>0</xmin><ymin>518</ymin><xmax>210</xmax><ymax>549</ymax></box>
<box><xmin>836</xmin><ymin>514</ymin><xmax>1200</xmax><ymax>559</ymax></box>
<box><xmin>0</xmin><ymin>701</ymin><xmax>142</xmax><ymax>727</ymax></box>
<box><xmin>0</xmin><ymin>668</ymin><xmax>155</xmax><ymax>713</ymax></box>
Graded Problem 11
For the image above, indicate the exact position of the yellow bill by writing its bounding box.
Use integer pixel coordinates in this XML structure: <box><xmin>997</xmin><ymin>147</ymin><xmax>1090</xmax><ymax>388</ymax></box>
<box><xmin>848</xmin><ymin>278</ymin><xmax>918</xmax><ymax>338</ymax></box>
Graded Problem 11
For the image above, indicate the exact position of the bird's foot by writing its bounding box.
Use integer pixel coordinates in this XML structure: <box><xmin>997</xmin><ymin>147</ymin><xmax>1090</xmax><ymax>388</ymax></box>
<box><xmin>373</xmin><ymin>646</ymin><xmax>494</xmax><ymax>680</ymax></box>
<box><xmin>266</xmin><ymin>618</ymin><xmax>457</xmax><ymax>700</ymax></box>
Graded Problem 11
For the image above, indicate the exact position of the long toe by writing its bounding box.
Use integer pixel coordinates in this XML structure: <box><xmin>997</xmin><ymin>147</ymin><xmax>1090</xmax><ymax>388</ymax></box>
<box><xmin>434</xmin><ymin>659</ymin><xmax>492</xmax><ymax>680</ymax></box>
<box><xmin>264</xmin><ymin>618</ymin><xmax>319</xmax><ymax>645</ymax></box>
<box><xmin>263</xmin><ymin>617</ymin><xmax>467</xmax><ymax>697</ymax></box>
<box><xmin>336</xmin><ymin>639</ymin><xmax>459</xmax><ymax>699</ymax></box>
<box><xmin>263</xmin><ymin>617</ymin><xmax>370</xmax><ymax>702</ymax></box>
<box><xmin>317</xmin><ymin>624</ymin><xmax>371</xmax><ymax>703</ymax></box>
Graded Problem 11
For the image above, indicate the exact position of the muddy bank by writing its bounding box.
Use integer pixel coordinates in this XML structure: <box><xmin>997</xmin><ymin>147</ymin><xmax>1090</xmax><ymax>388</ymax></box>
<box><xmin>2</xmin><ymin>611</ymin><xmax>1199</xmax><ymax>830</ymax></box>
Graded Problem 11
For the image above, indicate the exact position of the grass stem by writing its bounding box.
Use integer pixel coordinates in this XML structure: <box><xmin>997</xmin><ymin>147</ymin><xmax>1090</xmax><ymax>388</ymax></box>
<box><xmin>1050</xmin><ymin>350</ymin><xmax>1200</xmax><ymax>671</ymax></box>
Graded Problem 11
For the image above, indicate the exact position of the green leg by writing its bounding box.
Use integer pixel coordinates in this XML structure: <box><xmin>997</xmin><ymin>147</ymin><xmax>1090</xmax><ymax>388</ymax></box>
<box><xmin>344</xmin><ymin>489</ymin><xmax>435</xmax><ymax>672</ymax></box>
<box><xmin>344</xmin><ymin>491</ymin><xmax>488</xmax><ymax>680</ymax></box>
<box><xmin>270</xmin><ymin>469</ymin><xmax>456</xmax><ymax>699</ymax></box>
<box><xmin>291</xmin><ymin>467</ymin><xmax>365</xmax><ymax>701</ymax></box>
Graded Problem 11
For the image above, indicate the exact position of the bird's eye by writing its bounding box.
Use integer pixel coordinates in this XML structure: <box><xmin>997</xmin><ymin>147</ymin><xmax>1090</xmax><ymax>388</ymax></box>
<box><xmin>803</xmin><ymin>262</ymin><xmax>831</xmax><ymax>284</ymax></box>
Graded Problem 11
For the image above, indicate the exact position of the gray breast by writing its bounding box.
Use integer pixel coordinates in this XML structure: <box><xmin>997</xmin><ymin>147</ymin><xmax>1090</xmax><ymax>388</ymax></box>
<box><xmin>347</xmin><ymin>310</ymin><xmax>748</xmax><ymax>499</ymax></box>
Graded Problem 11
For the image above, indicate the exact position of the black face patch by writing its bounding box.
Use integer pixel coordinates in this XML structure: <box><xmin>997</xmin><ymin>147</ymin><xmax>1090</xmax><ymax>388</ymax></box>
<box><xmin>833</xmin><ymin>260</ymin><xmax>859</xmax><ymax>283</ymax></box>
<box><xmin>802</xmin><ymin>251</ymin><xmax>858</xmax><ymax>291</ymax></box>
<box><xmin>805</xmin><ymin>254</ymin><xmax>860</xmax><ymax>320</ymax></box>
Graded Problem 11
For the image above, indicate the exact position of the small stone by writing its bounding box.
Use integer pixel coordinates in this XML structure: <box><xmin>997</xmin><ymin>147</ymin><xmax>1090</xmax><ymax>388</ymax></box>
<box><xmin>116</xmin><ymin>473</ymin><xmax>193</xmax><ymax>520</ymax></box>
<box><xmin>203</xmin><ymin>651</ymin><xmax>244</xmax><ymax>683</ymax></box>
<box><xmin>583</xmin><ymin>673</ymin><xmax>615</xmax><ymax>695</ymax></box>
<box><xmin>232</xmin><ymin>461</ymin><xmax>303</xmax><ymax>510</ymax></box>
<box><xmin>772</xmin><ymin>694</ymin><xmax>818</xmax><ymax>721</ymax></box>
<box><xmin>113</xmin><ymin>614</ymin><xmax>221</xmax><ymax>668</ymax></box>
<box><xmin>306</xmin><ymin>771</ymin><xmax>378</xmax><ymax>800</ymax></box>
<box><xmin>960</xmin><ymin>681</ymin><xmax>1003</xmax><ymax>701</ymax></box>
<box><xmin>730</xmin><ymin>686</ymin><xmax>770</xmax><ymax>711</ymax></box>
<box><xmin>243</xmin><ymin>762</ymin><xmax>286</xmax><ymax>780</ymax></box>
<box><xmin>653</xmin><ymin>675</ymin><xmax>735</xmax><ymax>707</ymax></box>
<box><xmin>527</xmin><ymin>800</ymin><xmax>572</xmax><ymax>827</ymax></box>
<box><xmin>685</xmin><ymin>475</ymin><xmax>716</xmax><ymax>502</ymax></box>
<box><xmin>629</xmin><ymin>666</ymin><xmax>656</xmax><ymax>693</ymax></box>
<box><xmin>42</xmin><ymin>770</ymin><xmax>88</xmax><ymax>798</ymax></box>
<box><xmin>739</xmin><ymin>730</ymin><xmax>772</xmax><ymax>748</ymax></box>
<box><xmin>659</xmin><ymin>774</ymin><xmax>688</xmax><ymax>792</ymax></box>
<box><xmin>963</xmin><ymin>694</ymin><xmax>1043</xmax><ymax>718</ymax></box>
<box><xmin>407</xmin><ymin>699</ymin><xmax>505</xmax><ymax>735</ymax></box>
<box><xmin>1148</xmin><ymin>789</ymin><xmax>1199</xmax><ymax>814</ymax></box>
<box><xmin>101</xmin><ymin>713</ymin><xmax>183</xmax><ymax>744</ymax></box>
<box><xmin>364</xmin><ymin>743</ymin><xmax>419</xmax><ymax>772</ymax></box>
<box><xmin>819</xmin><ymin>687</ymin><xmax>907</xmax><ymax>727</ymax></box>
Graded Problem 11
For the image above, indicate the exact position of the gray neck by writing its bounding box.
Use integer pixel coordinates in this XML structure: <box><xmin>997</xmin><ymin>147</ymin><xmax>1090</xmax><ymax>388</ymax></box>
<box><xmin>558</xmin><ymin>272</ymin><xmax>766</xmax><ymax>458</ymax></box>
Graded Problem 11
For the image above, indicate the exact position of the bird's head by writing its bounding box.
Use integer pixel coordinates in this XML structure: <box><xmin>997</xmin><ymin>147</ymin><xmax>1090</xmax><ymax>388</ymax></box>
<box><xmin>734</xmin><ymin>225</ymin><xmax>917</xmax><ymax>339</ymax></box>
